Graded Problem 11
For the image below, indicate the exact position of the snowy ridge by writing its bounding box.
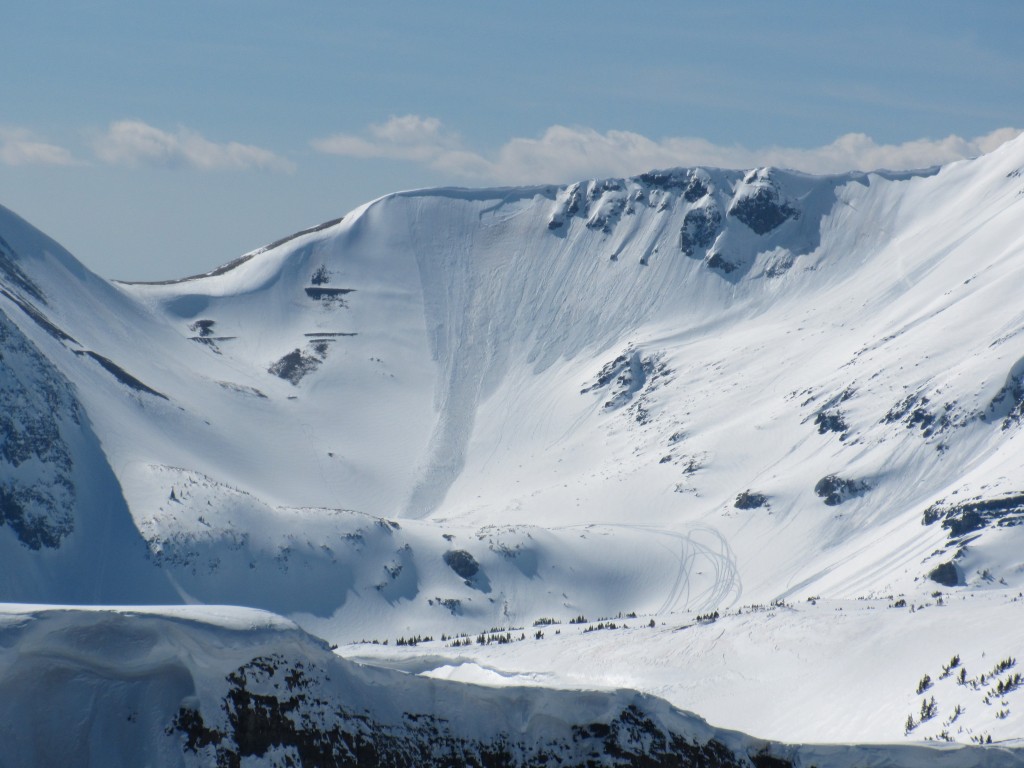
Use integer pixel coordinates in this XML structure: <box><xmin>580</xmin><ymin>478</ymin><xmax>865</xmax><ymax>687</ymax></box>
<box><xmin>2</xmin><ymin>135</ymin><xmax>1024</xmax><ymax>748</ymax></box>
<box><xmin>1</xmin><ymin>605</ymin><xmax>1020</xmax><ymax>768</ymax></box>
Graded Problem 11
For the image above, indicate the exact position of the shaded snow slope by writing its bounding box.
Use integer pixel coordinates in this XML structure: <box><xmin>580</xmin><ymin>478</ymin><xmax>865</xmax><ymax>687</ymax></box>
<box><xmin>2</xmin><ymin>605</ymin><xmax>1020</xmax><ymax>768</ymax></box>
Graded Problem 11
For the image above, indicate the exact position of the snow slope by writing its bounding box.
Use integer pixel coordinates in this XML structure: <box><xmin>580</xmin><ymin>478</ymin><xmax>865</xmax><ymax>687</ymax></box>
<box><xmin>348</xmin><ymin>590</ymin><xmax>1024</xmax><ymax>745</ymax></box>
<box><xmin>2</xmin><ymin>135</ymin><xmax>1024</xmax><ymax>748</ymax></box>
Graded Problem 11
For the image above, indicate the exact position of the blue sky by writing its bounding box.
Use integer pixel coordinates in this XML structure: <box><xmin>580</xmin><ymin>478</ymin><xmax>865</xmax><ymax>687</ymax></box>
<box><xmin>2</xmin><ymin>1</ymin><xmax>1023</xmax><ymax>280</ymax></box>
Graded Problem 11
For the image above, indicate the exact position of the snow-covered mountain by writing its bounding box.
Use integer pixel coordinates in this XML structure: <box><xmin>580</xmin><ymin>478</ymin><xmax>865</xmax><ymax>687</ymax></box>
<box><xmin>3</xmin><ymin>134</ymin><xmax>1024</xmax><ymax>756</ymax></box>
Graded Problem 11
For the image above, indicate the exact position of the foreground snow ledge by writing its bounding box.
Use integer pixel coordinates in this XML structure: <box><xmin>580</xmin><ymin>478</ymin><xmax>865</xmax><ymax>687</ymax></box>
<box><xmin>2</xmin><ymin>604</ymin><xmax>1022</xmax><ymax>767</ymax></box>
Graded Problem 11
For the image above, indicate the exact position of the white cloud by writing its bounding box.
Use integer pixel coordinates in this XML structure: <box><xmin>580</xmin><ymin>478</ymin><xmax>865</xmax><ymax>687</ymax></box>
<box><xmin>740</xmin><ymin>129</ymin><xmax>1024</xmax><ymax>176</ymax></box>
<box><xmin>313</xmin><ymin>116</ymin><xmax>1023</xmax><ymax>184</ymax></box>
<box><xmin>94</xmin><ymin>120</ymin><xmax>294</xmax><ymax>172</ymax></box>
<box><xmin>0</xmin><ymin>128</ymin><xmax>76</xmax><ymax>166</ymax></box>
<box><xmin>311</xmin><ymin>115</ymin><xmax>462</xmax><ymax>163</ymax></box>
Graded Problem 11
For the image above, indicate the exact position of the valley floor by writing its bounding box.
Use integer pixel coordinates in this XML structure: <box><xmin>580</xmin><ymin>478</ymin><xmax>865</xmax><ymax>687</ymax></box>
<box><xmin>343</xmin><ymin>589</ymin><xmax>1024</xmax><ymax>746</ymax></box>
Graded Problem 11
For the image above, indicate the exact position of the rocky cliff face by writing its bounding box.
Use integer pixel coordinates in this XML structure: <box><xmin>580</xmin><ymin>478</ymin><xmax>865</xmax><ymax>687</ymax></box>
<box><xmin>0</xmin><ymin>309</ymin><xmax>80</xmax><ymax>550</ymax></box>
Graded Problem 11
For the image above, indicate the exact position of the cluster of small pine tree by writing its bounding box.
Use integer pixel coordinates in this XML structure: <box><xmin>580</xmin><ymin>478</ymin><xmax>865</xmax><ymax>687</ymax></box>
<box><xmin>395</xmin><ymin>634</ymin><xmax>432</xmax><ymax>647</ymax></box>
